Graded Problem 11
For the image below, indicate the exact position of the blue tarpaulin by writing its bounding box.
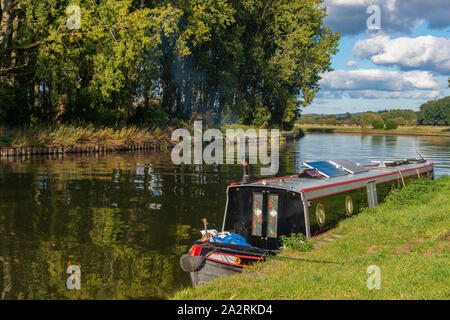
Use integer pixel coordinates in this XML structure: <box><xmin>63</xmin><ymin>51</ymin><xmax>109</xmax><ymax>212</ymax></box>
<box><xmin>212</xmin><ymin>234</ymin><xmax>251</xmax><ymax>246</ymax></box>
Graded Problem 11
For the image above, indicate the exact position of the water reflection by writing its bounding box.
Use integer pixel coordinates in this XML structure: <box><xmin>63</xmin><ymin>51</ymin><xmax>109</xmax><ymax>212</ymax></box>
<box><xmin>294</xmin><ymin>133</ymin><xmax>450</xmax><ymax>177</ymax></box>
<box><xmin>0</xmin><ymin>133</ymin><xmax>449</xmax><ymax>299</ymax></box>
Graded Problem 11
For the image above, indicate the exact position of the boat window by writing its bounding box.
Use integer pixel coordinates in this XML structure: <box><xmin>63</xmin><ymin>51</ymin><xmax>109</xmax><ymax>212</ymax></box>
<box><xmin>267</xmin><ymin>194</ymin><xmax>279</xmax><ymax>238</ymax></box>
<box><xmin>316</xmin><ymin>203</ymin><xmax>326</xmax><ymax>227</ymax></box>
<box><xmin>251</xmin><ymin>192</ymin><xmax>263</xmax><ymax>236</ymax></box>
<box><xmin>345</xmin><ymin>196</ymin><xmax>353</xmax><ymax>216</ymax></box>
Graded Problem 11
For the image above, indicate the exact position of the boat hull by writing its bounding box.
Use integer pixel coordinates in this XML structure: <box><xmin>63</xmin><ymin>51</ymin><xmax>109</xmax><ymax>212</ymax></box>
<box><xmin>181</xmin><ymin>242</ymin><xmax>268</xmax><ymax>287</ymax></box>
<box><xmin>190</xmin><ymin>259</ymin><xmax>243</xmax><ymax>287</ymax></box>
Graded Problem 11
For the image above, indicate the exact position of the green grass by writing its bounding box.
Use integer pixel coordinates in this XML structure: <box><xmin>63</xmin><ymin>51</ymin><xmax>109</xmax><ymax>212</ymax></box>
<box><xmin>219</xmin><ymin>123</ymin><xmax>299</xmax><ymax>135</ymax></box>
<box><xmin>295</xmin><ymin>124</ymin><xmax>450</xmax><ymax>136</ymax></box>
<box><xmin>172</xmin><ymin>176</ymin><xmax>450</xmax><ymax>300</ymax></box>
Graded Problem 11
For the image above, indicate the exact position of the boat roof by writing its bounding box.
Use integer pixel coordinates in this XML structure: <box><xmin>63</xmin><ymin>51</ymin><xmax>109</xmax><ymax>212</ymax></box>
<box><xmin>228</xmin><ymin>159</ymin><xmax>433</xmax><ymax>194</ymax></box>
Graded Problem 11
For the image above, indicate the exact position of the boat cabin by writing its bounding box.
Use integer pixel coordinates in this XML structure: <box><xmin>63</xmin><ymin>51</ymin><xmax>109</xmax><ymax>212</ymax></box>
<box><xmin>222</xmin><ymin>159</ymin><xmax>434</xmax><ymax>250</ymax></box>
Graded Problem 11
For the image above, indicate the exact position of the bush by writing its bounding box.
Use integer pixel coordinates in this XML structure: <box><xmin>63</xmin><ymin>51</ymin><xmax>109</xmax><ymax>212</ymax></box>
<box><xmin>385</xmin><ymin>119</ymin><xmax>398</xmax><ymax>130</ymax></box>
<box><xmin>279</xmin><ymin>233</ymin><xmax>313</xmax><ymax>252</ymax></box>
<box><xmin>394</xmin><ymin>117</ymin><xmax>407</xmax><ymax>126</ymax></box>
<box><xmin>360</xmin><ymin>112</ymin><xmax>382</xmax><ymax>127</ymax></box>
<box><xmin>371</xmin><ymin>119</ymin><xmax>385</xmax><ymax>129</ymax></box>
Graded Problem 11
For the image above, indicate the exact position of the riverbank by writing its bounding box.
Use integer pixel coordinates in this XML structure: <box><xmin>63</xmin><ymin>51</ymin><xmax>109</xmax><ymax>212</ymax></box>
<box><xmin>0</xmin><ymin>125</ymin><xmax>175</xmax><ymax>158</ymax></box>
<box><xmin>295</xmin><ymin>124</ymin><xmax>450</xmax><ymax>137</ymax></box>
<box><xmin>0</xmin><ymin>124</ymin><xmax>301</xmax><ymax>159</ymax></box>
<box><xmin>0</xmin><ymin>125</ymin><xmax>173</xmax><ymax>148</ymax></box>
<box><xmin>173</xmin><ymin>176</ymin><xmax>450</xmax><ymax>300</ymax></box>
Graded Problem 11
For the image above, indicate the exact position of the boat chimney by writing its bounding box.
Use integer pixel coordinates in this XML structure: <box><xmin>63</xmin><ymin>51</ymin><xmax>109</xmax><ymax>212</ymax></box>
<box><xmin>241</xmin><ymin>161</ymin><xmax>250</xmax><ymax>184</ymax></box>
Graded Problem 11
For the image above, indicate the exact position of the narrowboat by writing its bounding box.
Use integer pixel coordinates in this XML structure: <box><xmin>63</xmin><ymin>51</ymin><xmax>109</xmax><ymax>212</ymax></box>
<box><xmin>180</xmin><ymin>158</ymin><xmax>434</xmax><ymax>287</ymax></box>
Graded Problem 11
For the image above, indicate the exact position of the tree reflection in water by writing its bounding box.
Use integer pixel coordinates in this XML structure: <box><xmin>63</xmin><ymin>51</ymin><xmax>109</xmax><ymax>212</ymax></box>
<box><xmin>0</xmin><ymin>133</ymin><xmax>449</xmax><ymax>299</ymax></box>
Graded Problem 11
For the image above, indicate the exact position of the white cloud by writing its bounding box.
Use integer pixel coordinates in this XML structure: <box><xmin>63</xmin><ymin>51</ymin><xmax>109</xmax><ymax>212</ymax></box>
<box><xmin>320</xmin><ymin>69</ymin><xmax>441</xmax><ymax>91</ymax></box>
<box><xmin>318</xmin><ymin>69</ymin><xmax>445</xmax><ymax>99</ymax></box>
<box><xmin>346</xmin><ymin>59</ymin><xmax>359</xmax><ymax>67</ymax></box>
<box><xmin>323</xmin><ymin>0</ymin><xmax>450</xmax><ymax>35</ymax></box>
<box><xmin>318</xmin><ymin>89</ymin><xmax>442</xmax><ymax>100</ymax></box>
<box><xmin>353</xmin><ymin>35</ymin><xmax>450</xmax><ymax>74</ymax></box>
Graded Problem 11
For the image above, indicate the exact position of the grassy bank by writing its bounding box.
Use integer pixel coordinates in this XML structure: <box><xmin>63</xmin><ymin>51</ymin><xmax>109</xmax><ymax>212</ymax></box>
<box><xmin>295</xmin><ymin>124</ymin><xmax>450</xmax><ymax>137</ymax></box>
<box><xmin>0</xmin><ymin>123</ymin><xmax>300</xmax><ymax>150</ymax></box>
<box><xmin>219</xmin><ymin>124</ymin><xmax>298</xmax><ymax>135</ymax></box>
<box><xmin>0</xmin><ymin>125</ymin><xmax>174</xmax><ymax>148</ymax></box>
<box><xmin>173</xmin><ymin>176</ymin><xmax>450</xmax><ymax>300</ymax></box>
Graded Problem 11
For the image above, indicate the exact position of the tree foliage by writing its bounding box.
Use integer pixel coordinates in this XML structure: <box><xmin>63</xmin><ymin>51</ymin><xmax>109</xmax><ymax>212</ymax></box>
<box><xmin>384</xmin><ymin>118</ymin><xmax>398</xmax><ymax>130</ymax></box>
<box><xmin>417</xmin><ymin>96</ymin><xmax>450</xmax><ymax>126</ymax></box>
<box><xmin>371</xmin><ymin>118</ymin><xmax>384</xmax><ymax>129</ymax></box>
<box><xmin>0</xmin><ymin>0</ymin><xmax>340</xmax><ymax>128</ymax></box>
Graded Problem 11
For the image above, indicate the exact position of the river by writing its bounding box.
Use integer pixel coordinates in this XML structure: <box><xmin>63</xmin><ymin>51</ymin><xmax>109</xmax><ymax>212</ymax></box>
<box><xmin>0</xmin><ymin>133</ymin><xmax>448</xmax><ymax>299</ymax></box>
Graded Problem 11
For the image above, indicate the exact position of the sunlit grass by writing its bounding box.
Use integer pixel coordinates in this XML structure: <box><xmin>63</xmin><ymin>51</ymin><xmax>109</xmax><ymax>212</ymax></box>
<box><xmin>172</xmin><ymin>176</ymin><xmax>450</xmax><ymax>300</ymax></box>
<box><xmin>295</xmin><ymin>124</ymin><xmax>450</xmax><ymax>135</ymax></box>
<box><xmin>0</xmin><ymin>125</ymin><xmax>174</xmax><ymax>148</ymax></box>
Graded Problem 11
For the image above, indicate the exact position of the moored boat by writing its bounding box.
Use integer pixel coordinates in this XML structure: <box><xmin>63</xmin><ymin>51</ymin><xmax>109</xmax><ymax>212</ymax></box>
<box><xmin>181</xmin><ymin>157</ymin><xmax>434</xmax><ymax>287</ymax></box>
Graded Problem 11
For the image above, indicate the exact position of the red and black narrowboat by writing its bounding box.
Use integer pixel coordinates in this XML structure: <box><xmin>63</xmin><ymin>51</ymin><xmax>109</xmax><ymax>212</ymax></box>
<box><xmin>180</xmin><ymin>158</ymin><xmax>434</xmax><ymax>287</ymax></box>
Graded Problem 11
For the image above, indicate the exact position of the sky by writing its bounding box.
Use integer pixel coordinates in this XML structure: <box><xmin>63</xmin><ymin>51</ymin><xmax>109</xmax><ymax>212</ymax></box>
<box><xmin>305</xmin><ymin>0</ymin><xmax>450</xmax><ymax>115</ymax></box>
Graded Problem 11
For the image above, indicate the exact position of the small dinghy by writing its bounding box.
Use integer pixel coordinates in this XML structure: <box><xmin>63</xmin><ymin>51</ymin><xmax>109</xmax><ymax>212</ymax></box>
<box><xmin>181</xmin><ymin>157</ymin><xmax>434</xmax><ymax>286</ymax></box>
<box><xmin>180</xmin><ymin>219</ymin><xmax>272</xmax><ymax>287</ymax></box>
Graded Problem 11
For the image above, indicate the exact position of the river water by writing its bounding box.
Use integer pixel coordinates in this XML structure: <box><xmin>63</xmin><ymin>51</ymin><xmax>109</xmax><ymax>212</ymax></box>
<box><xmin>0</xmin><ymin>133</ymin><xmax>449</xmax><ymax>299</ymax></box>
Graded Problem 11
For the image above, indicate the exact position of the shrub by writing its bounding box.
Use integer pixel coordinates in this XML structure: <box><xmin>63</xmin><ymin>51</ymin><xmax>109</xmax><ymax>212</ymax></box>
<box><xmin>279</xmin><ymin>233</ymin><xmax>313</xmax><ymax>252</ymax></box>
<box><xmin>394</xmin><ymin>117</ymin><xmax>407</xmax><ymax>126</ymax></box>
<box><xmin>371</xmin><ymin>119</ymin><xmax>385</xmax><ymax>129</ymax></box>
<box><xmin>385</xmin><ymin>118</ymin><xmax>398</xmax><ymax>130</ymax></box>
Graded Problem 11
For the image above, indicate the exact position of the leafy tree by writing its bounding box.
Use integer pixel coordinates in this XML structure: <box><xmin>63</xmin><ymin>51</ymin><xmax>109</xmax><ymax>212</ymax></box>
<box><xmin>360</xmin><ymin>112</ymin><xmax>382</xmax><ymax>128</ymax></box>
<box><xmin>379</xmin><ymin>110</ymin><xmax>417</xmax><ymax>124</ymax></box>
<box><xmin>371</xmin><ymin>119</ymin><xmax>384</xmax><ymax>129</ymax></box>
<box><xmin>298</xmin><ymin>114</ymin><xmax>317</xmax><ymax>124</ymax></box>
<box><xmin>417</xmin><ymin>97</ymin><xmax>450</xmax><ymax>126</ymax></box>
<box><xmin>347</xmin><ymin>116</ymin><xmax>359</xmax><ymax>126</ymax></box>
<box><xmin>384</xmin><ymin>118</ymin><xmax>398</xmax><ymax>130</ymax></box>
<box><xmin>0</xmin><ymin>0</ymin><xmax>340</xmax><ymax>128</ymax></box>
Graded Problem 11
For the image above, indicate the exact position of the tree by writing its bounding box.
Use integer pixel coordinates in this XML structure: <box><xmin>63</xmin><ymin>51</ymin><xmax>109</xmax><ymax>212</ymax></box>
<box><xmin>360</xmin><ymin>112</ymin><xmax>382</xmax><ymax>128</ymax></box>
<box><xmin>298</xmin><ymin>114</ymin><xmax>317</xmax><ymax>124</ymax></box>
<box><xmin>371</xmin><ymin>119</ymin><xmax>384</xmax><ymax>129</ymax></box>
<box><xmin>0</xmin><ymin>0</ymin><xmax>340</xmax><ymax>128</ymax></box>
<box><xmin>385</xmin><ymin>118</ymin><xmax>398</xmax><ymax>130</ymax></box>
<box><xmin>394</xmin><ymin>117</ymin><xmax>407</xmax><ymax>126</ymax></box>
<box><xmin>417</xmin><ymin>97</ymin><xmax>450</xmax><ymax>126</ymax></box>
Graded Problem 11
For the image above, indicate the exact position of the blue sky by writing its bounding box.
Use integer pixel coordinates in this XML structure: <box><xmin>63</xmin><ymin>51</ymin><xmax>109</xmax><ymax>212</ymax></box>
<box><xmin>305</xmin><ymin>0</ymin><xmax>450</xmax><ymax>115</ymax></box>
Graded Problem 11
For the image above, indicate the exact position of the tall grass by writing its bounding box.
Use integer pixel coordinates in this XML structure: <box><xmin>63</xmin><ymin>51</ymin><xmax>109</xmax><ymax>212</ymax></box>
<box><xmin>0</xmin><ymin>125</ymin><xmax>174</xmax><ymax>148</ymax></box>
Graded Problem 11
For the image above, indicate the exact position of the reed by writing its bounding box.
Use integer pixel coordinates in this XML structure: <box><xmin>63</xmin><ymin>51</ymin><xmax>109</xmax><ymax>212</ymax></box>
<box><xmin>0</xmin><ymin>125</ymin><xmax>174</xmax><ymax>149</ymax></box>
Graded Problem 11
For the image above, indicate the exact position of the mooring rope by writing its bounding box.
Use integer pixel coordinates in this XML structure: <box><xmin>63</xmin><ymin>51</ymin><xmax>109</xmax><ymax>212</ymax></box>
<box><xmin>398</xmin><ymin>169</ymin><xmax>406</xmax><ymax>188</ymax></box>
<box><xmin>203</xmin><ymin>242</ymin><xmax>344</xmax><ymax>265</ymax></box>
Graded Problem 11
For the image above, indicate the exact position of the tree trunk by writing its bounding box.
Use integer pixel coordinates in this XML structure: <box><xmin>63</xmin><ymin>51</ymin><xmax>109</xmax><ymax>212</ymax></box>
<box><xmin>8</xmin><ymin>13</ymin><xmax>19</xmax><ymax>86</ymax></box>
<box><xmin>56</xmin><ymin>94</ymin><xmax>67</xmax><ymax>123</ymax></box>
<box><xmin>33</xmin><ymin>81</ymin><xmax>40</xmax><ymax>109</ymax></box>
<box><xmin>0</xmin><ymin>0</ymin><xmax>12</xmax><ymax>53</ymax></box>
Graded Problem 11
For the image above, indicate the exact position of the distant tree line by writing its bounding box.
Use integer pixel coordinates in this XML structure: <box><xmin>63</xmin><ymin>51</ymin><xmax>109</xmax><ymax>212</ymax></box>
<box><xmin>0</xmin><ymin>0</ymin><xmax>340</xmax><ymax>130</ymax></box>
<box><xmin>417</xmin><ymin>96</ymin><xmax>450</xmax><ymax>126</ymax></box>
<box><xmin>298</xmin><ymin>109</ymin><xmax>418</xmax><ymax>129</ymax></box>
<box><xmin>299</xmin><ymin>97</ymin><xmax>450</xmax><ymax>128</ymax></box>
